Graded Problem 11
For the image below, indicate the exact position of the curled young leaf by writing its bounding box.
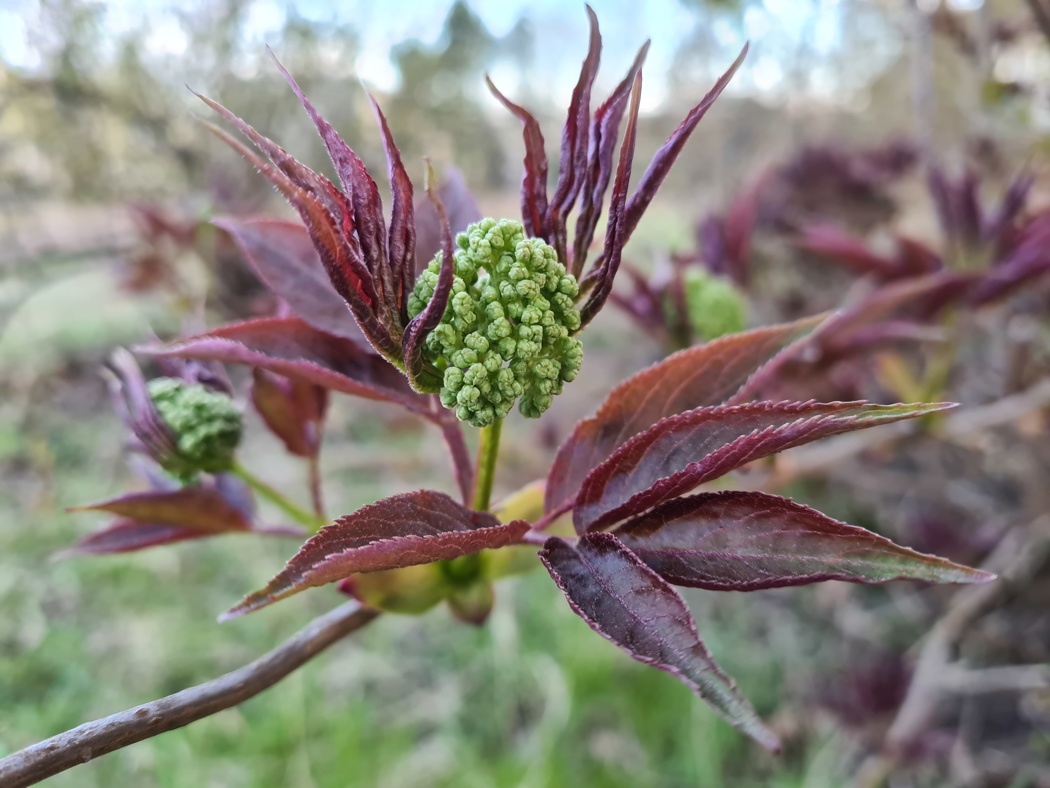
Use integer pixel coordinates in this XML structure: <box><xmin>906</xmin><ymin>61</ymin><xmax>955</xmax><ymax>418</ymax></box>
<box><xmin>251</xmin><ymin>368</ymin><xmax>328</xmax><ymax>458</ymax></box>
<box><xmin>546</xmin><ymin>4</ymin><xmax>601</xmax><ymax>265</ymax></box>
<box><xmin>545</xmin><ymin>316</ymin><xmax>824</xmax><ymax>515</ymax></box>
<box><xmin>540</xmin><ymin>532</ymin><xmax>780</xmax><ymax>751</ymax></box>
<box><xmin>578</xmin><ymin>70</ymin><xmax>641</xmax><ymax>328</ymax></box>
<box><xmin>614</xmin><ymin>490</ymin><xmax>994</xmax><ymax>590</ymax></box>
<box><xmin>574</xmin><ymin>400</ymin><xmax>954</xmax><ymax>533</ymax></box>
<box><xmin>402</xmin><ymin>161</ymin><xmax>456</xmax><ymax>392</ymax></box>
<box><xmin>486</xmin><ymin>76</ymin><xmax>549</xmax><ymax>239</ymax></box>
<box><xmin>223</xmin><ymin>490</ymin><xmax>528</xmax><ymax>619</ymax></box>
<box><xmin>623</xmin><ymin>44</ymin><xmax>748</xmax><ymax>242</ymax></box>
<box><xmin>572</xmin><ymin>40</ymin><xmax>650</xmax><ymax>277</ymax></box>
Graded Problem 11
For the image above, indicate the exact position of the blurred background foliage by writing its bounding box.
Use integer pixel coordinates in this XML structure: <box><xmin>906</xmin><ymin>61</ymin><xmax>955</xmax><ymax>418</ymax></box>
<box><xmin>3</xmin><ymin>0</ymin><xmax>1050</xmax><ymax>785</ymax></box>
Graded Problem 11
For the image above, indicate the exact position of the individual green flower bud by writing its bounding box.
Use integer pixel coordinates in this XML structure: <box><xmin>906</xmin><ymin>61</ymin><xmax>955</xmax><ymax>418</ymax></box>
<box><xmin>679</xmin><ymin>268</ymin><xmax>748</xmax><ymax>343</ymax></box>
<box><xmin>147</xmin><ymin>378</ymin><xmax>242</xmax><ymax>482</ymax></box>
<box><xmin>408</xmin><ymin>218</ymin><xmax>584</xmax><ymax>427</ymax></box>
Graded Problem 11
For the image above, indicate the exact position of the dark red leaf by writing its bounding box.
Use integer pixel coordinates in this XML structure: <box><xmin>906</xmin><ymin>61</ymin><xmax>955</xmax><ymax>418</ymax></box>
<box><xmin>574</xmin><ymin>400</ymin><xmax>953</xmax><ymax>533</ymax></box>
<box><xmin>69</xmin><ymin>487</ymin><xmax>253</xmax><ymax>532</ymax></box>
<box><xmin>545</xmin><ymin>316</ymin><xmax>823</xmax><ymax>515</ymax></box>
<box><xmin>894</xmin><ymin>236</ymin><xmax>942</xmax><ymax>277</ymax></box>
<box><xmin>623</xmin><ymin>44</ymin><xmax>747</xmax><ymax>242</ymax></box>
<box><xmin>222</xmin><ymin>491</ymin><xmax>529</xmax><ymax>618</ymax></box>
<box><xmin>614</xmin><ymin>490</ymin><xmax>995</xmax><ymax>590</ymax></box>
<box><xmin>269</xmin><ymin>53</ymin><xmax>391</xmax><ymax>307</ymax></box>
<box><xmin>572</xmin><ymin>40</ymin><xmax>650</xmax><ymax>277</ymax></box>
<box><xmin>203</xmin><ymin>123</ymin><xmax>399</xmax><ymax>359</ymax></box>
<box><xmin>63</xmin><ymin>520</ymin><xmax>223</xmax><ymax>555</ymax></box>
<box><xmin>985</xmin><ymin>170</ymin><xmax>1034</xmax><ymax>249</ymax></box>
<box><xmin>368</xmin><ymin>92</ymin><xmax>416</xmax><ymax>324</ymax></box>
<box><xmin>216</xmin><ymin>218</ymin><xmax>365</xmax><ymax>342</ymax></box>
<box><xmin>486</xmin><ymin>76</ymin><xmax>549</xmax><ymax>239</ymax></box>
<box><xmin>108</xmin><ymin>348</ymin><xmax>179</xmax><ymax>465</ymax></box>
<box><xmin>796</xmin><ymin>225</ymin><xmax>902</xmax><ymax>279</ymax></box>
<box><xmin>195</xmin><ymin>92</ymin><xmax>350</xmax><ymax>224</ymax></box>
<box><xmin>540</xmin><ymin>532</ymin><xmax>780</xmax><ymax>750</ymax></box>
<box><xmin>61</xmin><ymin>482</ymin><xmax>276</xmax><ymax>556</ymax></box>
<box><xmin>251</xmin><ymin>368</ymin><xmax>328</xmax><ymax>458</ymax></box>
<box><xmin>147</xmin><ymin>316</ymin><xmax>427</xmax><ymax>414</ymax></box>
<box><xmin>719</xmin><ymin>173</ymin><xmax>768</xmax><ymax>287</ymax></box>
<box><xmin>403</xmin><ymin>162</ymin><xmax>456</xmax><ymax>392</ymax></box>
<box><xmin>547</xmin><ymin>5</ymin><xmax>601</xmax><ymax>265</ymax></box>
<box><xmin>578</xmin><ymin>70</ymin><xmax>642</xmax><ymax>328</ymax></box>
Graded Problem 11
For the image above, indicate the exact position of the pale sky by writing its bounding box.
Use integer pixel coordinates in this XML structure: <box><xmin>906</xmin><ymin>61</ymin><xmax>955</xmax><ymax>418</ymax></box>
<box><xmin>0</xmin><ymin>0</ymin><xmax>919</xmax><ymax>110</ymax></box>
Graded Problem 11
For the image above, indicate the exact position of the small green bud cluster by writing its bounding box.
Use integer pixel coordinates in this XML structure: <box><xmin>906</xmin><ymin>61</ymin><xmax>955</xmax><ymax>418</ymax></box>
<box><xmin>408</xmin><ymin>218</ymin><xmax>583</xmax><ymax>427</ymax></box>
<box><xmin>148</xmin><ymin>378</ymin><xmax>243</xmax><ymax>481</ymax></box>
<box><xmin>680</xmin><ymin>268</ymin><xmax>748</xmax><ymax>343</ymax></box>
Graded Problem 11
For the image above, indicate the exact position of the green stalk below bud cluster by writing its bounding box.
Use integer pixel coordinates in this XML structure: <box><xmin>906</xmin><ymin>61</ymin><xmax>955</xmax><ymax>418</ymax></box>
<box><xmin>409</xmin><ymin>218</ymin><xmax>583</xmax><ymax>428</ymax></box>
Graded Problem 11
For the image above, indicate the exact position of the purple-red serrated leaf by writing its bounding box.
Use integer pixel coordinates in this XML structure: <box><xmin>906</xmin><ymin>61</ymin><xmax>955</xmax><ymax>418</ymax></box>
<box><xmin>195</xmin><ymin>92</ymin><xmax>345</xmax><ymax>222</ymax></box>
<box><xmin>62</xmin><ymin>519</ymin><xmax>223</xmax><ymax>556</ymax></box>
<box><xmin>578</xmin><ymin>70</ymin><xmax>641</xmax><ymax>328</ymax></box>
<box><xmin>547</xmin><ymin>5</ymin><xmax>601</xmax><ymax>265</ymax></box>
<box><xmin>147</xmin><ymin>316</ymin><xmax>427</xmax><ymax>413</ymax></box>
<box><xmin>69</xmin><ymin>487</ymin><xmax>253</xmax><ymax>532</ymax></box>
<box><xmin>720</xmin><ymin>171</ymin><xmax>769</xmax><ymax>287</ymax></box>
<box><xmin>986</xmin><ymin>171</ymin><xmax>1034</xmax><ymax>250</ymax></box>
<box><xmin>222</xmin><ymin>491</ymin><xmax>529</xmax><ymax>618</ymax></box>
<box><xmin>545</xmin><ymin>316</ymin><xmax>824</xmax><ymax>515</ymax></box>
<box><xmin>973</xmin><ymin>213</ymin><xmax>1050</xmax><ymax>304</ymax></box>
<box><xmin>821</xmin><ymin>320</ymin><xmax>945</xmax><ymax>358</ymax></box>
<box><xmin>216</xmin><ymin>218</ymin><xmax>365</xmax><ymax>343</ymax></box>
<box><xmin>613</xmin><ymin>490</ymin><xmax>994</xmax><ymax>590</ymax></box>
<box><xmin>414</xmin><ymin>167</ymin><xmax>482</xmax><ymax>271</ymax></box>
<box><xmin>574</xmin><ymin>400</ymin><xmax>954</xmax><ymax>533</ymax></box>
<box><xmin>368</xmin><ymin>92</ymin><xmax>415</xmax><ymax>324</ymax></box>
<box><xmin>894</xmin><ymin>236</ymin><xmax>943</xmax><ymax>277</ymax></box>
<box><xmin>198</xmin><ymin>95</ymin><xmax>375</xmax><ymax>308</ymax></box>
<box><xmin>765</xmin><ymin>274</ymin><xmax>975</xmax><ymax>389</ymax></box>
<box><xmin>486</xmin><ymin>76</ymin><xmax>549</xmax><ymax>239</ymax></box>
<box><xmin>796</xmin><ymin>225</ymin><xmax>902</xmax><ymax>279</ymax></box>
<box><xmin>623</xmin><ymin>44</ymin><xmax>747</xmax><ymax>242</ymax></box>
<box><xmin>269</xmin><ymin>52</ymin><xmax>390</xmax><ymax>299</ymax></box>
<box><xmin>403</xmin><ymin>162</ymin><xmax>456</xmax><ymax>391</ymax></box>
<box><xmin>540</xmin><ymin>532</ymin><xmax>780</xmax><ymax>750</ymax></box>
<box><xmin>251</xmin><ymin>368</ymin><xmax>328</xmax><ymax>458</ymax></box>
<box><xmin>203</xmin><ymin>124</ymin><xmax>399</xmax><ymax>359</ymax></box>
<box><xmin>572</xmin><ymin>40</ymin><xmax>650</xmax><ymax>277</ymax></box>
<box><xmin>109</xmin><ymin>348</ymin><xmax>180</xmax><ymax>464</ymax></box>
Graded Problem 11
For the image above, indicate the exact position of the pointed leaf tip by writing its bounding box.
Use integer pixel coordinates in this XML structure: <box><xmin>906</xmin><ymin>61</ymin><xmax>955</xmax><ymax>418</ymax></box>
<box><xmin>223</xmin><ymin>491</ymin><xmax>528</xmax><ymax>618</ymax></box>
<box><xmin>540</xmin><ymin>533</ymin><xmax>780</xmax><ymax>750</ymax></box>
<box><xmin>615</xmin><ymin>490</ymin><xmax>996</xmax><ymax>590</ymax></box>
<box><xmin>574</xmin><ymin>399</ymin><xmax>957</xmax><ymax>533</ymax></box>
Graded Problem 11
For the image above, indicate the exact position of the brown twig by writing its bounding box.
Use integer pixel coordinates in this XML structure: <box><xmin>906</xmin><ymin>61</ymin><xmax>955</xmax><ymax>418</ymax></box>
<box><xmin>0</xmin><ymin>602</ymin><xmax>380</xmax><ymax>788</ymax></box>
<box><xmin>853</xmin><ymin>520</ymin><xmax>1050</xmax><ymax>787</ymax></box>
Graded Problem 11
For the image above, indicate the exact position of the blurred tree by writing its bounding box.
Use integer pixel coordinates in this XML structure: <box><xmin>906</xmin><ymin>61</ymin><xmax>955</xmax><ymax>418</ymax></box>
<box><xmin>385</xmin><ymin>1</ymin><xmax>509</xmax><ymax>188</ymax></box>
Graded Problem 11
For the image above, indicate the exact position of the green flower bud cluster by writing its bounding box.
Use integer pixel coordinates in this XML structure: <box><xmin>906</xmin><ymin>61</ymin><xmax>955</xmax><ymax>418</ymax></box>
<box><xmin>148</xmin><ymin>378</ymin><xmax>243</xmax><ymax>481</ymax></box>
<box><xmin>680</xmin><ymin>268</ymin><xmax>748</xmax><ymax>343</ymax></box>
<box><xmin>408</xmin><ymin>218</ymin><xmax>583</xmax><ymax>427</ymax></box>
